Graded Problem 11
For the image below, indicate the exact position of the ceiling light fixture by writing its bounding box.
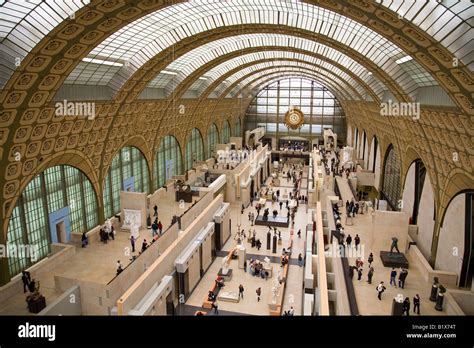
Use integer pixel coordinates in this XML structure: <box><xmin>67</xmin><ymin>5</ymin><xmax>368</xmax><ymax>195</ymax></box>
<box><xmin>161</xmin><ymin>70</ymin><xmax>178</xmax><ymax>75</ymax></box>
<box><xmin>395</xmin><ymin>56</ymin><xmax>413</xmax><ymax>64</ymax></box>
<box><xmin>82</xmin><ymin>57</ymin><xmax>123</xmax><ymax>67</ymax></box>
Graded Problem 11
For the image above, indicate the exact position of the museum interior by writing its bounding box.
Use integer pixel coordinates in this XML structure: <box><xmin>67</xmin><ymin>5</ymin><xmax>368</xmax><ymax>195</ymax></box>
<box><xmin>0</xmin><ymin>0</ymin><xmax>472</xmax><ymax>318</ymax></box>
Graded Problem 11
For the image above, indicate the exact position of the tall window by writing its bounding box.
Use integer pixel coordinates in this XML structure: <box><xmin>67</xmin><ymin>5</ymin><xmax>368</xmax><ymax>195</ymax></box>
<box><xmin>233</xmin><ymin>118</ymin><xmax>242</xmax><ymax>137</ymax></box>
<box><xmin>7</xmin><ymin>166</ymin><xmax>98</xmax><ymax>277</ymax></box>
<box><xmin>155</xmin><ymin>135</ymin><xmax>183</xmax><ymax>188</ymax></box>
<box><xmin>245</xmin><ymin>77</ymin><xmax>345</xmax><ymax>140</ymax></box>
<box><xmin>382</xmin><ymin>145</ymin><xmax>402</xmax><ymax>210</ymax></box>
<box><xmin>222</xmin><ymin>120</ymin><xmax>231</xmax><ymax>144</ymax></box>
<box><xmin>185</xmin><ymin>128</ymin><xmax>204</xmax><ymax>171</ymax></box>
<box><xmin>103</xmin><ymin>146</ymin><xmax>150</xmax><ymax>218</ymax></box>
<box><xmin>207</xmin><ymin>123</ymin><xmax>219</xmax><ymax>157</ymax></box>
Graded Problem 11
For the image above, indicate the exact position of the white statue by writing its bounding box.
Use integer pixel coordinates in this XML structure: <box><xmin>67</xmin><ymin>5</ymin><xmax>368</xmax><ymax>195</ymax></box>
<box><xmin>105</xmin><ymin>219</ymin><xmax>112</xmax><ymax>233</ymax></box>
<box><xmin>221</xmin><ymin>256</ymin><xmax>230</xmax><ymax>275</ymax></box>
<box><xmin>271</xmin><ymin>286</ymin><xmax>278</xmax><ymax>304</ymax></box>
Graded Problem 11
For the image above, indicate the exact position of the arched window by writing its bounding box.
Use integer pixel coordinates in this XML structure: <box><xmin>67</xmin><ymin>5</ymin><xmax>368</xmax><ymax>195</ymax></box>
<box><xmin>382</xmin><ymin>145</ymin><xmax>401</xmax><ymax>210</ymax></box>
<box><xmin>207</xmin><ymin>123</ymin><xmax>219</xmax><ymax>157</ymax></box>
<box><xmin>222</xmin><ymin>120</ymin><xmax>231</xmax><ymax>144</ymax></box>
<box><xmin>155</xmin><ymin>135</ymin><xmax>183</xmax><ymax>187</ymax></box>
<box><xmin>7</xmin><ymin>165</ymin><xmax>98</xmax><ymax>277</ymax></box>
<box><xmin>185</xmin><ymin>128</ymin><xmax>204</xmax><ymax>171</ymax></box>
<box><xmin>244</xmin><ymin>77</ymin><xmax>345</xmax><ymax>139</ymax></box>
<box><xmin>234</xmin><ymin>117</ymin><xmax>241</xmax><ymax>137</ymax></box>
<box><xmin>103</xmin><ymin>146</ymin><xmax>150</xmax><ymax>218</ymax></box>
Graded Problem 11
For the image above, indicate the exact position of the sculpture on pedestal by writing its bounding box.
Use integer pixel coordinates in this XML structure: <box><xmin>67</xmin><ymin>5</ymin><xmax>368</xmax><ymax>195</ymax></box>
<box><xmin>221</xmin><ymin>256</ymin><xmax>230</xmax><ymax>275</ymax></box>
<box><xmin>389</xmin><ymin>237</ymin><xmax>400</xmax><ymax>255</ymax></box>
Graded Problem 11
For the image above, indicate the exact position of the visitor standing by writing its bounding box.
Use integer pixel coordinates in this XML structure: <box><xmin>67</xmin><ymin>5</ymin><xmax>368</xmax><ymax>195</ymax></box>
<box><xmin>354</xmin><ymin>234</ymin><xmax>360</xmax><ymax>250</ymax></box>
<box><xmin>403</xmin><ymin>297</ymin><xmax>410</xmax><ymax>316</ymax></box>
<box><xmin>256</xmin><ymin>287</ymin><xmax>261</xmax><ymax>302</ymax></box>
<box><xmin>398</xmin><ymin>268</ymin><xmax>408</xmax><ymax>289</ymax></box>
<box><xmin>298</xmin><ymin>253</ymin><xmax>304</xmax><ymax>267</ymax></box>
<box><xmin>413</xmin><ymin>294</ymin><xmax>421</xmax><ymax>315</ymax></box>
<box><xmin>357</xmin><ymin>267</ymin><xmax>363</xmax><ymax>281</ymax></box>
<box><xmin>367</xmin><ymin>267</ymin><xmax>374</xmax><ymax>284</ymax></box>
<box><xmin>81</xmin><ymin>232</ymin><xmax>88</xmax><ymax>248</ymax></box>
<box><xmin>21</xmin><ymin>271</ymin><xmax>30</xmax><ymax>293</ymax></box>
<box><xmin>116</xmin><ymin>260</ymin><xmax>123</xmax><ymax>275</ymax></box>
<box><xmin>130</xmin><ymin>235</ymin><xmax>136</xmax><ymax>253</ymax></box>
<box><xmin>390</xmin><ymin>268</ymin><xmax>397</xmax><ymax>287</ymax></box>
<box><xmin>211</xmin><ymin>301</ymin><xmax>219</xmax><ymax>314</ymax></box>
<box><xmin>239</xmin><ymin>284</ymin><xmax>244</xmax><ymax>299</ymax></box>
<box><xmin>152</xmin><ymin>220</ymin><xmax>158</xmax><ymax>237</ymax></box>
<box><xmin>368</xmin><ymin>252</ymin><xmax>374</xmax><ymax>267</ymax></box>
<box><xmin>153</xmin><ymin>204</ymin><xmax>158</xmax><ymax>217</ymax></box>
<box><xmin>297</xmin><ymin>229</ymin><xmax>301</xmax><ymax>238</ymax></box>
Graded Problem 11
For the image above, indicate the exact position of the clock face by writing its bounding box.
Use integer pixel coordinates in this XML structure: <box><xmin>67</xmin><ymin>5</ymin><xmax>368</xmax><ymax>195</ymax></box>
<box><xmin>284</xmin><ymin>108</ymin><xmax>304</xmax><ymax>130</ymax></box>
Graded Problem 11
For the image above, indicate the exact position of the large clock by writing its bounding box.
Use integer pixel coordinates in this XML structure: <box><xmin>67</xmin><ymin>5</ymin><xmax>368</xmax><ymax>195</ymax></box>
<box><xmin>284</xmin><ymin>108</ymin><xmax>304</xmax><ymax>130</ymax></box>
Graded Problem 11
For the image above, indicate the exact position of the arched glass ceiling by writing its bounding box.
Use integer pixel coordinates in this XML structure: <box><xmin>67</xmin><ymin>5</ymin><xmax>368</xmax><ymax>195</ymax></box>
<box><xmin>1</xmin><ymin>1</ymin><xmax>471</xmax><ymax>89</ymax></box>
<box><xmin>65</xmin><ymin>0</ymin><xmax>433</xmax><ymax>96</ymax></box>
<box><xmin>143</xmin><ymin>33</ymin><xmax>386</xmax><ymax>98</ymax></box>
<box><xmin>0</xmin><ymin>0</ymin><xmax>89</xmax><ymax>87</ymax></box>
<box><xmin>185</xmin><ymin>51</ymin><xmax>382</xmax><ymax>100</ymax></box>
<box><xmin>204</xmin><ymin>55</ymin><xmax>368</xmax><ymax>99</ymax></box>
<box><xmin>211</xmin><ymin>61</ymin><xmax>361</xmax><ymax>99</ymax></box>
<box><xmin>213</xmin><ymin>66</ymin><xmax>354</xmax><ymax>100</ymax></box>
<box><xmin>376</xmin><ymin>1</ymin><xmax>473</xmax><ymax>70</ymax></box>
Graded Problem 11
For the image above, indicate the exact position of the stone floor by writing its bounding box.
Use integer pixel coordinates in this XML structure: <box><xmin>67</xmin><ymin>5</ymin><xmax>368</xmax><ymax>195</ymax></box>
<box><xmin>186</xmin><ymin>164</ymin><xmax>308</xmax><ymax>315</ymax></box>
<box><xmin>0</xmin><ymin>196</ymin><xmax>198</xmax><ymax>315</ymax></box>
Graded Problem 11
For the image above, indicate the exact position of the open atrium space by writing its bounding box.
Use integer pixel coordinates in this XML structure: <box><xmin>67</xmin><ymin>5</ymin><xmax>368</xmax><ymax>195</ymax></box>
<box><xmin>0</xmin><ymin>0</ymin><xmax>472</xmax><ymax>345</ymax></box>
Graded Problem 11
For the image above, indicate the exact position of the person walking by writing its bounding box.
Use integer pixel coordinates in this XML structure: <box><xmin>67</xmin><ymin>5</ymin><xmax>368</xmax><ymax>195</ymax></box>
<box><xmin>368</xmin><ymin>252</ymin><xmax>374</xmax><ymax>267</ymax></box>
<box><xmin>357</xmin><ymin>267</ymin><xmax>363</xmax><ymax>281</ymax></box>
<box><xmin>346</xmin><ymin>234</ymin><xmax>352</xmax><ymax>247</ymax></box>
<box><xmin>403</xmin><ymin>297</ymin><xmax>410</xmax><ymax>316</ymax></box>
<box><xmin>130</xmin><ymin>235</ymin><xmax>136</xmax><ymax>253</ymax></box>
<box><xmin>248</xmin><ymin>212</ymin><xmax>252</xmax><ymax>222</ymax></box>
<box><xmin>367</xmin><ymin>267</ymin><xmax>374</xmax><ymax>284</ymax></box>
<box><xmin>157</xmin><ymin>221</ymin><xmax>163</xmax><ymax>236</ymax></box>
<box><xmin>390</xmin><ymin>268</ymin><xmax>397</xmax><ymax>287</ymax></box>
<box><xmin>141</xmin><ymin>239</ymin><xmax>148</xmax><ymax>252</ymax></box>
<box><xmin>279</xmin><ymin>201</ymin><xmax>283</xmax><ymax>210</ymax></box>
<box><xmin>153</xmin><ymin>204</ymin><xmax>158</xmax><ymax>217</ymax></box>
<box><xmin>354</xmin><ymin>234</ymin><xmax>360</xmax><ymax>250</ymax></box>
<box><xmin>243</xmin><ymin>260</ymin><xmax>247</xmax><ymax>273</ymax></box>
<box><xmin>376</xmin><ymin>281</ymin><xmax>386</xmax><ymax>300</ymax></box>
<box><xmin>256</xmin><ymin>287</ymin><xmax>261</xmax><ymax>302</ymax></box>
<box><xmin>298</xmin><ymin>253</ymin><xmax>304</xmax><ymax>267</ymax></box>
<box><xmin>297</xmin><ymin>229</ymin><xmax>301</xmax><ymax>238</ymax></box>
<box><xmin>211</xmin><ymin>301</ymin><xmax>219</xmax><ymax>314</ymax></box>
<box><xmin>238</xmin><ymin>284</ymin><xmax>244</xmax><ymax>299</ymax></box>
<box><xmin>398</xmin><ymin>268</ymin><xmax>408</xmax><ymax>289</ymax></box>
<box><xmin>413</xmin><ymin>294</ymin><xmax>421</xmax><ymax>315</ymax></box>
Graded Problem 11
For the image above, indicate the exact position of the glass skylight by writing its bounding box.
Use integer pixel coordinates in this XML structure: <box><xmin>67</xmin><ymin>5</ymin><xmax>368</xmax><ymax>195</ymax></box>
<box><xmin>66</xmin><ymin>0</ymin><xmax>427</xmax><ymax>95</ymax></box>
<box><xmin>144</xmin><ymin>33</ymin><xmax>385</xmax><ymax>99</ymax></box>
